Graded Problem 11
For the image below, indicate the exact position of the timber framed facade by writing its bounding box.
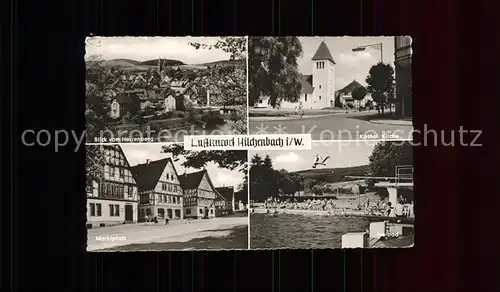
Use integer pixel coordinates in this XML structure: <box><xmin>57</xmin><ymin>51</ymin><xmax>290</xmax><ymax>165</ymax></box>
<box><xmin>86</xmin><ymin>145</ymin><xmax>139</xmax><ymax>228</ymax></box>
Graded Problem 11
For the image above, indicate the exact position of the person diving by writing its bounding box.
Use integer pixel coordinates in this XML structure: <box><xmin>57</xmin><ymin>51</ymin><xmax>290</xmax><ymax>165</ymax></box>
<box><xmin>312</xmin><ymin>154</ymin><xmax>330</xmax><ymax>168</ymax></box>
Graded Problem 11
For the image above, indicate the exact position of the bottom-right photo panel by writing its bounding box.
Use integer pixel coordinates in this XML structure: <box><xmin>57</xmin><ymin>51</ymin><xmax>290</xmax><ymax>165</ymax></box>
<box><xmin>249</xmin><ymin>140</ymin><xmax>414</xmax><ymax>249</ymax></box>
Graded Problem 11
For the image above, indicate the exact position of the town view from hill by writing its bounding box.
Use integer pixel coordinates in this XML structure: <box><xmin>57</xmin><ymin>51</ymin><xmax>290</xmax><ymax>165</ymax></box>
<box><xmin>85</xmin><ymin>37</ymin><xmax>247</xmax><ymax>143</ymax></box>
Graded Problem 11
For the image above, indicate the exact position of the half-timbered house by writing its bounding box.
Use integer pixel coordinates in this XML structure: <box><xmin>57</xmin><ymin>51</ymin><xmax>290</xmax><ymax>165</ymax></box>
<box><xmin>179</xmin><ymin>170</ymin><xmax>217</xmax><ymax>219</ymax></box>
<box><xmin>214</xmin><ymin>186</ymin><xmax>235</xmax><ymax>216</ymax></box>
<box><xmin>86</xmin><ymin>145</ymin><xmax>139</xmax><ymax>228</ymax></box>
<box><xmin>130</xmin><ymin>158</ymin><xmax>184</xmax><ymax>221</ymax></box>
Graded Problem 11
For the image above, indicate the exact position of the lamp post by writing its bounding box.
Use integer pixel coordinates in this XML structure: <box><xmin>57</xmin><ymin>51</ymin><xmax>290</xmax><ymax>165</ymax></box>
<box><xmin>352</xmin><ymin>42</ymin><xmax>383</xmax><ymax>63</ymax></box>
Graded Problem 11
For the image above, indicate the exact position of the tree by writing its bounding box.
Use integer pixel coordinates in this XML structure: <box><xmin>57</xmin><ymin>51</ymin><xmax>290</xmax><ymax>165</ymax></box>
<box><xmin>303</xmin><ymin>178</ymin><xmax>323</xmax><ymax>196</ymax></box>
<box><xmin>189</xmin><ymin>37</ymin><xmax>247</xmax><ymax>134</ymax></box>
<box><xmin>366</xmin><ymin>63</ymin><xmax>395</xmax><ymax>115</ymax></box>
<box><xmin>334</xmin><ymin>92</ymin><xmax>343</xmax><ymax>108</ymax></box>
<box><xmin>365</xmin><ymin>100</ymin><xmax>374</xmax><ymax>110</ymax></box>
<box><xmin>386</xmin><ymin>84</ymin><xmax>396</xmax><ymax>115</ymax></box>
<box><xmin>249</xmin><ymin>154</ymin><xmax>280</xmax><ymax>201</ymax></box>
<box><xmin>162</xmin><ymin>144</ymin><xmax>248</xmax><ymax>200</ymax></box>
<box><xmin>226</xmin><ymin>106</ymin><xmax>248</xmax><ymax>134</ymax></box>
<box><xmin>351</xmin><ymin>86</ymin><xmax>367</xmax><ymax>110</ymax></box>
<box><xmin>248</xmin><ymin>37</ymin><xmax>303</xmax><ymax>107</ymax></box>
<box><xmin>85</xmin><ymin>55</ymin><xmax>116</xmax><ymax>141</ymax></box>
<box><xmin>251</xmin><ymin>154</ymin><xmax>264</xmax><ymax>166</ymax></box>
<box><xmin>190</xmin><ymin>37</ymin><xmax>247</xmax><ymax>106</ymax></box>
<box><xmin>277</xmin><ymin>170</ymin><xmax>304</xmax><ymax>196</ymax></box>
<box><xmin>162</xmin><ymin>144</ymin><xmax>247</xmax><ymax>172</ymax></box>
<box><xmin>367</xmin><ymin>141</ymin><xmax>413</xmax><ymax>190</ymax></box>
<box><xmin>141</xmin><ymin>99</ymin><xmax>165</xmax><ymax>117</ymax></box>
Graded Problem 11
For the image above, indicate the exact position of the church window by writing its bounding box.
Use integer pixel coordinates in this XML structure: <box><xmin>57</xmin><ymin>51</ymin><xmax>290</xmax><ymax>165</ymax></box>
<box><xmin>319</xmin><ymin>96</ymin><xmax>322</xmax><ymax>100</ymax></box>
<box><xmin>319</xmin><ymin>85</ymin><xmax>321</xmax><ymax>89</ymax></box>
<box><xmin>304</xmin><ymin>94</ymin><xmax>308</xmax><ymax>102</ymax></box>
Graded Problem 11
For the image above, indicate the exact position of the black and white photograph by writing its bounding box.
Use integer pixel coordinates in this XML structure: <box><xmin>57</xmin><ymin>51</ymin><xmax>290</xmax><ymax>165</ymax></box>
<box><xmin>248</xmin><ymin>36</ymin><xmax>413</xmax><ymax>140</ymax></box>
<box><xmin>86</xmin><ymin>144</ymin><xmax>249</xmax><ymax>251</ymax></box>
<box><xmin>249</xmin><ymin>140</ymin><xmax>414</xmax><ymax>249</ymax></box>
<box><xmin>85</xmin><ymin>37</ymin><xmax>248</xmax><ymax>143</ymax></box>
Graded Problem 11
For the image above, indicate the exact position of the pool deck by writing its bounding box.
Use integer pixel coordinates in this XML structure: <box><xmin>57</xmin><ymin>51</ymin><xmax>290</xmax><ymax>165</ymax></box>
<box><xmin>250</xmin><ymin>208</ymin><xmax>415</xmax><ymax>223</ymax></box>
<box><xmin>251</xmin><ymin>207</ymin><xmax>368</xmax><ymax>216</ymax></box>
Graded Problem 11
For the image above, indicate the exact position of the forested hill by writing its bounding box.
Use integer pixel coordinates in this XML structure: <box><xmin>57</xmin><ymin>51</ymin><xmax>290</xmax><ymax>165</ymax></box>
<box><xmin>292</xmin><ymin>165</ymin><xmax>370</xmax><ymax>183</ymax></box>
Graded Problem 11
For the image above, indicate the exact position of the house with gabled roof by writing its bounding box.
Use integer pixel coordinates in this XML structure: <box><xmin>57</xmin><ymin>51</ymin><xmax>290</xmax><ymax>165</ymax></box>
<box><xmin>255</xmin><ymin>41</ymin><xmax>337</xmax><ymax>110</ymax></box>
<box><xmin>130</xmin><ymin>158</ymin><xmax>184</xmax><ymax>221</ymax></box>
<box><xmin>110</xmin><ymin>92</ymin><xmax>142</xmax><ymax>119</ymax></box>
<box><xmin>178</xmin><ymin>169</ymin><xmax>217</xmax><ymax>219</ymax></box>
<box><xmin>335</xmin><ymin>80</ymin><xmax>371</xmax><ymax>108</ymax></box>
<box><xmin>214</xmin><ymin>186</ymin><xmax>235</xmax><ymax>216</ymax></box>
<box><xmin>86</xmin><ymin>144</ymin><xmax>139</xmax><ymax>228</ymax></box>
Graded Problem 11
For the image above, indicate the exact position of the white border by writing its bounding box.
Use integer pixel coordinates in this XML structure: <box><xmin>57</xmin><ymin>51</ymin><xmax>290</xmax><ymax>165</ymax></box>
<box><xmin>246</xmin><ymin>36</ymin><xmax>250</xmax><ymax>135</ymax></box>
<box><xmin>247</xmin><ymin>149</ymin><xmax>251</xmax><ymax>250</ymax></box>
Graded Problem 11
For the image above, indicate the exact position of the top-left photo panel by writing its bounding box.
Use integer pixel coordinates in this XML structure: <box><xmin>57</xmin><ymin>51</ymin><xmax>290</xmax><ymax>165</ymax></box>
<box><xmin>85</xmin><ymin>37</ymin><xmax>248</xmax><ymax>144</ymax></box>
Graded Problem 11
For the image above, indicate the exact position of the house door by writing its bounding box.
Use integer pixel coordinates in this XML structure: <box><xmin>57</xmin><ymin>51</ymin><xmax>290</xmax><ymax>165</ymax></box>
<box><xmin>167</xmin><ymin>209</ymin><xmax>173</xmax><ymax>218</ymax></box>
<box><xmin>125</xmin><ymin>205</ymin><xmax>133</xmax><ymax>222</ymax></box>
<box><xmin>174</xmin><ymin>209</ymin><xmax>181</xmax><ymax>218</ymax></box>
<box><xmin>204</xmin><ymin>207</ymin><xmax>209</xmax><ymax>218</ymax></box>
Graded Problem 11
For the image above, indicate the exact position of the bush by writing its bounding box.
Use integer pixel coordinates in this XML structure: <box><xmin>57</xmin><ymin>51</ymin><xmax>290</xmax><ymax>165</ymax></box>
<box><xmin>186</xmin><ymin>111</ymin><xmax>225</xmax><ymax>128</ymax></box>
<box><xmin>226</xmin><ymin>119</ymin><xmax>247</xmax><ymax>134</ymax></box>
<box><xmin>186</xmin><ymin>112</ymin><xmax>204</xmax><ymax>126</ymax></box>
<box><xmin>229</xmin><ymin>110</ymin><xmax>240</xmax><ymax>121</ymax></box>
<box><xmin>202</xmin><ymin>111</ymin><xmax>225</xmax><ymax>127</ymax></box>
<box><xmin>346</xmin><ymin>102</ymin><xmax>355</xmax><ymax>109</ymax></box>
<box><xmin>173</xmin><ymin>111</ymin><xmax>186</xmax><ymax>118</ymax></box>
<box><xmin>155</xmin><ymin>111</ymin><xmax>174</xmax><ymax>120</ymax></box>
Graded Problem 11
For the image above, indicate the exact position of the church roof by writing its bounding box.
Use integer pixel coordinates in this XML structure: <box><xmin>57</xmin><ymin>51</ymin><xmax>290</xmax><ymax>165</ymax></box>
<box><xmin>311</xmin><ymin>41</ymin><xmax>336</xmax><ymax>64</ymax></box>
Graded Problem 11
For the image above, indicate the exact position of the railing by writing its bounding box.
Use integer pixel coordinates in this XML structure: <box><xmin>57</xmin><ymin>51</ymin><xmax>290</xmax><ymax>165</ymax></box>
<box><xmin>395</xmin><ymin>165</ymin><xmax>413</xmax><ymax>184</ymax></box>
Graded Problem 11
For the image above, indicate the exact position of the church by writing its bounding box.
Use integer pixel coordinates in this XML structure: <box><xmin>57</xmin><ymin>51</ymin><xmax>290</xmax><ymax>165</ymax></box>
<box><xmin>255</xmin><ymin>41</ymin><xmax>336</xmax><ymax>110</ymax></box>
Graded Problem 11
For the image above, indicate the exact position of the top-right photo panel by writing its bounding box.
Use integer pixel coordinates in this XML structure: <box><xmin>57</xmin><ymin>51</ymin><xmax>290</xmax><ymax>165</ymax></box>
<box><xmin>248</xmin><ymin>36</ymin><xmax>413</xmax><ymax>141</ymax></box>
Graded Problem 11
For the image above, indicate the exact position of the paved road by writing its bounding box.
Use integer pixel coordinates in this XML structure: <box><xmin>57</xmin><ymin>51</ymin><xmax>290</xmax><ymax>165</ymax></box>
<box><xmin>249</xmin><ymin>113</ymin><xmax>414</xmax><ymax>140</ymax></box>
<box><xmin>87</xmin><ymin>217</ymin><xmax>248</xmax><ymax>251</ymax></box>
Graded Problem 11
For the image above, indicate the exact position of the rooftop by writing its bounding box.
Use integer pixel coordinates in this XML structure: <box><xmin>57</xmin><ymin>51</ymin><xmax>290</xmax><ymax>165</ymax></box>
<box><xmin>311</xmin><ymin>41</ymin><xmax>336</xmax><ymax>64</ymax></box>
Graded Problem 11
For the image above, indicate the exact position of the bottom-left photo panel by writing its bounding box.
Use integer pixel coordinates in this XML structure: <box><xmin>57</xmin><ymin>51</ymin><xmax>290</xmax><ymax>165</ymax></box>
<box><xmin>86</xmin><ymin>143</ymin><xmax>249</xmax><ymax>251</ymax></box>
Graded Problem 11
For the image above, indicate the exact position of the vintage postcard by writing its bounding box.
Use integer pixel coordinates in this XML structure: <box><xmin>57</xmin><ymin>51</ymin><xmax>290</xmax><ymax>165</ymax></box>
<box><xmin>249</xmin><ymin>140</ymin><xmax>414</xmax><ymax>249</ymax></box>
<box><xmin>85</xmin><ymin>36</ymin><xmax>248</xmax><ymax>143</ymax></box>
<box><xmin>248</xmin><ymin>36</ymin><xmax>413</xmax><ymax>141</ymax></box>
<box><xmin>86</xmin><ymin>143</ymin><xmax>249</xmax><ymax>251</ymax></box>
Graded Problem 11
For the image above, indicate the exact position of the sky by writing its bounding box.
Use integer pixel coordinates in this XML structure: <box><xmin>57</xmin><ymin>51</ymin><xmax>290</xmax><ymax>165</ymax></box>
<box><xmin>120</xmin><ymin>144</ymin><xmax>245</xmax><ymax>190</ymax></box>
<box><xmin>250</xmin><ymin>141</ymin><xmax>377</xmax><ymax>172</ymax></box>
<box><xmin>297</xmin><ymin>37</ymin><xmax>395</xmax><ymax>90</ymax></box>
<box><xmin>85</xmin><ymin>37</ymin><xmax>232</xmax><ymax>64</ymax></box>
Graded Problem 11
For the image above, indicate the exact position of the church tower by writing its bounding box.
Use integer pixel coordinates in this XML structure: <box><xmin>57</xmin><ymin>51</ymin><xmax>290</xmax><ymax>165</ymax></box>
<box><xmin>158</xmin><ymin>57</ymin><xmax>163</xmax><ymax>72</ymax></box>
<box><xmin>311</xmin><ymin>41</ymin><xmax>336</xmax><ymax>108</ymax></box>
